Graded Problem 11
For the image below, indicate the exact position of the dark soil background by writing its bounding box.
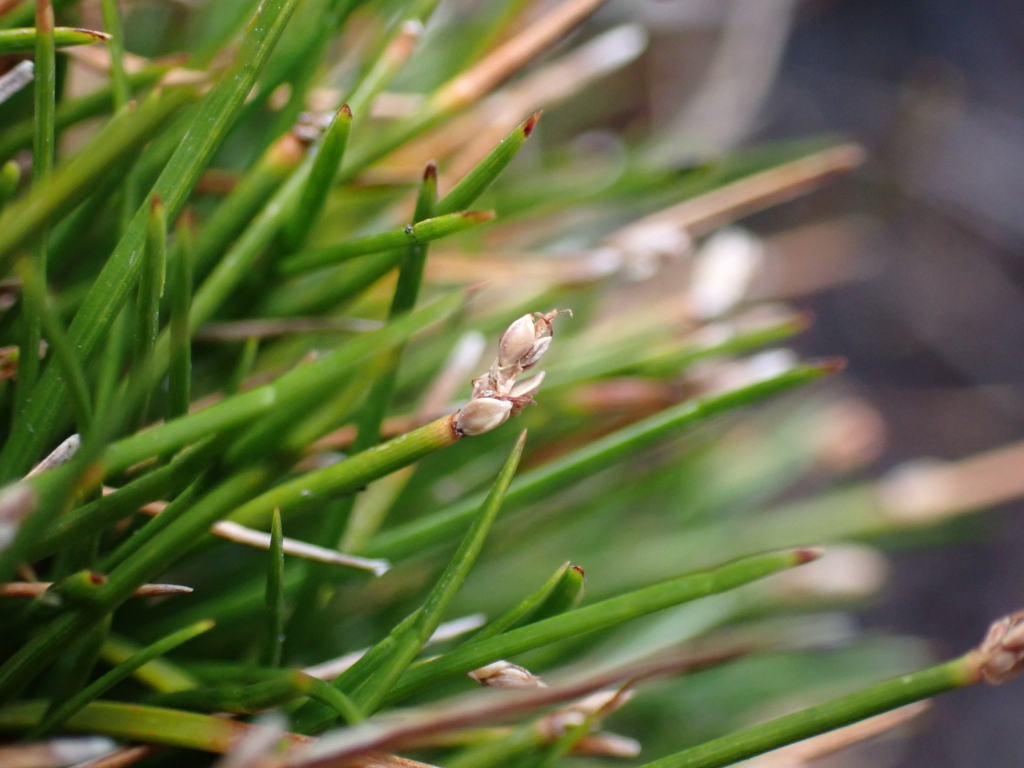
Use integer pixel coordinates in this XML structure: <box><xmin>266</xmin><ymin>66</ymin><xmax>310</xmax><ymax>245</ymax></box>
<box><xmin>758</xmin><ymin>0</ymin><xmax>1024</xmax><ymax>764</ymax></box>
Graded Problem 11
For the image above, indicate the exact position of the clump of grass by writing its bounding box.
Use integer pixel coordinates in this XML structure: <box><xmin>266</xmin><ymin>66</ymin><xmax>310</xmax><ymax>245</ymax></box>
<box><xmin>0</xmin><ymin>1</ymin><xmax>1022</xmax><ymax>767</ymax></box>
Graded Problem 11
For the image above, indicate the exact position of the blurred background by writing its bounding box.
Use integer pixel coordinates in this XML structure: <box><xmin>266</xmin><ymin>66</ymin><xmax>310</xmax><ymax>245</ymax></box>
<box><xmin>590</xmin><ymin>0</ymin><xmax>1024</xmax><ymax>764</ymax></box>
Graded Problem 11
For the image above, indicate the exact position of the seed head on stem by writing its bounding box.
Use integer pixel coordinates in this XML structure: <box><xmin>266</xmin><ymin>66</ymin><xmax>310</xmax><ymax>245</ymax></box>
<box><xmin>454</xmin><ymin>309</ymin><xmax>569</xmax><ymax>436</ymax></box>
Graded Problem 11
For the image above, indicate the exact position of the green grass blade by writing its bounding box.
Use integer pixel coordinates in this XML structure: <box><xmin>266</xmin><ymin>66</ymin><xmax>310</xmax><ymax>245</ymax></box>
<box><xmin>228</xmin><ymin>414</ymin><xmax>461</xmax><ymax>531</ymax></box>
<box><xmin>284</xmin><ymin>161</ymin><xmax>441</xmax><ymax>659</ymax></box>
<box><xmin>280</xmin><ymin>104</ymin><xmax>352</xmax><ymax>250</ymax></box>
<box><xmin>0</xmin><ymin>0</ymin><xmax>75</xmax><ymax>28</ymax></box>
<box><xmin>100</xmin><ymin>633</ymin><xmax>202</xmax><ymax>693</ymax></box>
<box><xmin>261</xmin><ymin>250</ymin><xmax>404</xmax><ymax>317</ymax></box>
<box><xmin>93</xmin><ymin>307</ymin><xmax>129</xmax><ymax>419</ymax></box>
<box><xmin>28</xmin><ymin>619</ymin><xmax>214</xmax><ymax>737</ymax></box>
<box><xmin>0</xmin><ymin>698</ymin><xmax>313</xmax><ymax>753</ymax></box>
<box><xmin>191</xmin><ymin>131</ymin><xmax>307</xmax><ymax>282</ymax></box>
<box><xmin>384</xmin><ymin>549</ymin><xmax>820</xmax><ymax>706</ymax></box>
<box><xmin>133</xmin><ymin>196</ymin><xmax>168</xmax><ymax>420</ymax></box>
<box><xmin>279</xmin><ymin>210</ymin><xmax>493</xmax><ymax>275</ymax></box>
<box><xmin>262</xmin><ymin>508</ymin><xmax>285</xmax><ymax>667</ymax></box>
<box><xmin>530</xmin><ymin>563</ymin><xmax>585</xmax><ymax>622</ymax></box>
<box><xmin>30</xmin><ymin>438</ymin><xmax>222</xmax><ymax>561</ymax></box>
<box><xmin>15</xmin><ymin>260</ymin><xmax>92</xmax><ymax>432</ymax></box>
<box><xmin>13</xmin><ymin>0</ymin><xmax>56</xmax><ymax>420</ymax></box>
<box><xmin>0</xmin><ymin>26</ymin><xmax>109</xmax><ymax>53</ymax></box>
<box><xmin>98</xmin><ymin>291</ymin><xmax>462</xmax><ymax>475</ymax></box>
<box><xmin>167</xmin><ymin>215</ymin><xmax>194</xmax><ymax>420</ymax></box>
<box><xmin>363</xmin><ymin>362</ymin><xmax>837</xmax><ymax>560</ymax></box>
<box><xmin>468</xmin><ymin>562</ymin><xmax>572</xmax><ymax>644</ymax></box>
<box><xmin>635</xmin><ymin>658</ymin><xmax>972</xmax><ymax>768</ymax></box>
<box><xmin>0</xmin><ymin>160</ymin><xmax>19</xmax><ymax>209</ymax></box>
<box><xmin>0</xmin><ymin>87</ymin><xmax>198</xmax><ymax>274</ymax></box>
<box><xmin>324</xmin><ymin>431</ymin><xmax>527</xmax><ymax>723</ymax></box>
<box><xmin>98</xmin><ymin>0</ymin><xmax>130</xmax><ymax>107</ymax></box>
<box><xmin>0</xmin><ymin>0</ymin><xmax>304</xmax><ymax>481</ymax></box>
<box><xmin>435</xmin><ymin>113</ymin><xmax>539</xmax><ymax>216</ymax></box>
<box><xmin>226</xmin><ymin>336</ymin><xmax>260</xmax><ymax>395</ymax></box>
<box><xmin>0</xmin><ymin>67</ymin><xmax>167</xmax><ymax>164</ymax></box>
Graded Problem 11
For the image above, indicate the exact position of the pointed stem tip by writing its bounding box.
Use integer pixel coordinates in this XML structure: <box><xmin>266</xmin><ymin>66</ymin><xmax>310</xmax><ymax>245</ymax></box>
<box><xmin>523</xmin><ymin>111</ymin><xmax>542</xmax><ymax>137</ymax></box>
<box><xmin>423</xmin><ymin>160</ymin><xmax>438</xmax><ymax>182</ymax></box>
<box><xmin>817</xmin><ymin>357</ymin><xmax>847</xmax><ymax>374</ymax></box>
<box><xmin>793</xmin><ymin>547</ymin><xmax>825</xmax><ymax>565</ymax></box>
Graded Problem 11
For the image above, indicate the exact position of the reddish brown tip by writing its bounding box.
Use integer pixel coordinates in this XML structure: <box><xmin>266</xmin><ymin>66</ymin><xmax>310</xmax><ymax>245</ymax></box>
<box><xmin>339</xmin><ymin>104</ymin><xmax>352</xmax><ymax>119</ymax></box>
<box><xmin>87</xmin><ymin>571</ymin><xmax>107</xmax><ymax>585</ymax></box>
<box><xmin>817</xmin><ymin>357</ymin><xmax>848</xmax><ymax>374</ymax></box>
<box><xmin>423</xmin><ymin>160</ymin><xmax>438</xmax><ymax>181</ymax></box>
<box><xmin>462</xmin><ymin>210</ymin><xmax>496</xmax><ymax>223</ymax></box>
<box><xmin>150</xmin><ymin>194</ymin><xmax>162</xmax><ymax>212</ymax></box>
<box><xmin>176</xmin><ymin>207</ymin><xmax>196</xmax><ymax>232</ymax></box>
<box><xmin>794</xmin><ymin>310</ymin><xmax>815</xmax><ymax>332</ymax></box>
<box><xmin>571</xmin><ymin>564</ymin><xmax>585</xmax><ymax>577</ymax></box>
<box><xmin>793</xmin><ymin>547</ymin><xmax>824</xmax><ymax>565</ymax></box>
<box><xmin>75</xmin><ymin>28</ymin><xmax>112</xmax><ymax>41</ymax></box>
<box><xmin>523</xmin><ymin>112</ymin><xmax>542</xmax><ymax>137</ymax></box>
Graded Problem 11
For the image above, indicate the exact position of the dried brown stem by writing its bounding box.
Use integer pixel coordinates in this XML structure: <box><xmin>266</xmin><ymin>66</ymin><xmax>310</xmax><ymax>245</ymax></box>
<box><xmin>277</xmin><ymin>643</ymin><xmax>754</xmax><ymax>767</ymax></box>
<box><xmin>605</xmin><ymin>144</ymin><xmax>866</xmax><ymax>249</ymax></box>
<box><xmin>0</xmin><ymin>581</ymin><xmax>192</xmax><ymax>597</ymax></box>
<box><xmin>432</xmin><ymin>0</ymin><xmax>611</xmax><ymax>111</ymax></box>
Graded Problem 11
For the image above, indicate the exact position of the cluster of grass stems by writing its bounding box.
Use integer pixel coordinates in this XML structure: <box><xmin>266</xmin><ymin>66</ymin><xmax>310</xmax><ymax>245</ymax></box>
<box><xmin>0</xmin><ymin>0</ymin><xmax>1023</xmax><ymax>767</ymax></box>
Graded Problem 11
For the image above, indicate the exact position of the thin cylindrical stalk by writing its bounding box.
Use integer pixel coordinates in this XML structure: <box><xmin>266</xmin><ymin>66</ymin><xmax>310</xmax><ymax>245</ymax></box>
<box><xmin>26</xmin><ymin>619</ymin><xmax>213</xmax><ymax>737</ymax></box>
<box><xmin>14</xmin><ymin>0</ymin><xmax>55</xmax><ymax>418</ymax></box>
<box><xmin>93</xmin><ymin>307</ymin><xmax>129</xmax><ymax>421</ymax></box>
<box><xmin>363</xmin><ymin>363</ymin><xmax>832</xmax><ymax>559</ymax></box>
<box><xmin>191</xmin><ymin>131</ymin><xmax>307</xmax><ymax>282</ymax></box>
<box><xmin>0</xmin><ymin>25</ymin><xmax>109</xmax><ymax>53</ymax></box>
<box><xmin>167</xmin><ymin>214</ymin><xmax>193</xmax><ymax>420</ymax></box>
<box><xmin>133</xmin><ymin>196</ymin><xmax>167</xmax><ymax>424</ymax></box>
<box><xmin>15</xmin><ymin>260</ymin><xmax>92</xmax><ymax>432</ymax></box>
<box><xmin>98</xmin><ymin>0</ymin><xmax>130</xmax><ymax>107</ymax></box>
<box><xmin>0</xmin><ymin>0</ymin><xmax>303</xmax><ymax>482</ymax></box>
<box><xmin>279</xmin><ymin>210</ymin><xmax>493</xmax><ymax>275</ymax></box>
<box><xmin>280</xmin><ymin>104</ymin><xmax>351</xmax><ymax>251</ymax></box>
<box><xmin>636</xmin><ymin>658</ymin><xmax>975</xmax><ymax>768</ymax></box>
<box><xmin>262</xmin><ymin>509</ymin><xmax>285</xmax><ymax>667</ymax></box>
<box><xmin>0</xmin><ymin>160</ymin><xmax>19</xmax><ymax>209</ymax></box>
<box><xmin>229</xmin><ymin>415</ymin><xmax>460</xmax><ymax>530</ymax></box>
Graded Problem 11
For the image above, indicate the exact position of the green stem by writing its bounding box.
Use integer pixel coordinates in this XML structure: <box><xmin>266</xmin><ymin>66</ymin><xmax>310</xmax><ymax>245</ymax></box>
<box><xmin>363</xmin><ymin>363</ymin><xmax>833</xmax><ymax>560</ymax></box>
<box><xmin>228</xmin><ymin>415</ymin><xmax>460</xmax><ymax>530</ymax></box>
<box><xmin>14</xmin><ymin>0</ymin><xmax>55</xmax><ymax>421</ymax></box>
<box><xmin>16</xmin><ymin>260</ymin><xmax>92</xmax><ymax>432</ymax></box>
<box><xmin>279</xmin><ymin>104</ymin><xmax>351</xmax><ymax>251</ymax></box>
<box><xmin>262</xmin><ymin>509</ymin><xmax>285</xmax><ymax>667</ymax></box>
<box><xmin>97</xmin><ymin>291</ymin><xmax>462</xmax><ymax>476</ymax></box>
<box><xmin>0</xmin><ymin>26</ymin><xmax>109</xmax><ymax>54</ymax></box>
<box><xmin>0</xmin><ymin>0</ymin><xmax>303</xmax><ymax>481</ymax></box>
<box><xmin>167</xmin><ymin>215</ymin><xmax>193</xmax><ymax>420</ymax></box>
<box><xmin>0</xmin><ymin>66</ymin><xmax>168</xmax><ymax>164</ymax></box>
<box><xmin>0</xmin><ymin>160</ymin><xmax>20</xmax><ymax>209</ymax></box>
<box><xmin>133</xmin><ymin>196</ymin><xmax>167</xmax><ymax>423</ymax></box>
<box><xmin>28</xmin><ymin>619</ymin><xmax>214</xmax><ymax>737</ymax></box>
<box><xmin>383</xmin><ymin>549</ymin><xmax>818</xmax><ymax>707</ymax></box>
<box><xmin>191</xmin><ymin>131</ymin><xmax>306</xmax><ymax>282</ymax></box>
<box><xmin>98</xmin><ymin>0</ymin><xmax>130</xmax><ymax>107</ymax></box>
<box><xmin>0</xmin><ymin>698</ymin><xmax>312</xmax><ymax>753</ymax></box>
<box><xmin>279</xmin><ymin>210</ymin><xmax>493</xmax><ymax>275</ymax></box>
<box><xmin>637</xmin><ymin>658</ymin><xmax>976</xmax><ymax>768</ymax></box>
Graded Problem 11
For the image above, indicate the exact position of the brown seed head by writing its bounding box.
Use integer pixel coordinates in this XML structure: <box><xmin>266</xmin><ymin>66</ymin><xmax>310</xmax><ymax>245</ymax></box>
<box><xmin>972</xmin><ymin>610</ymin><xmax>1024</xmax><ymax>685</ymax></box>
